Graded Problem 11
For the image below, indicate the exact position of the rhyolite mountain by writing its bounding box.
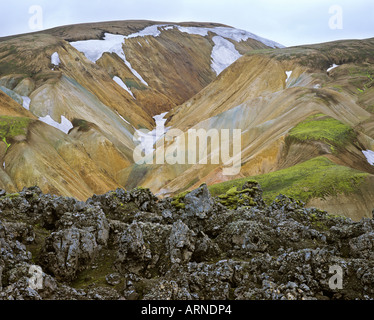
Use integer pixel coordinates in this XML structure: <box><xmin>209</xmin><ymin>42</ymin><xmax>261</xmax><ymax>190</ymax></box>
<box><xmin>0</xmin><ymin>20</ymin><xmax>374</xmax><ymax>221</ymax></box>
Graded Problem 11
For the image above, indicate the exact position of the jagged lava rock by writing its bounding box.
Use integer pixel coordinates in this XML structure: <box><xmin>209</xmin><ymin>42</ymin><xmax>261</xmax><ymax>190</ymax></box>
<box><xmin>0</xmin><ymin>183</ymin><xmax>374</xmax><ymax>300</ymax></box>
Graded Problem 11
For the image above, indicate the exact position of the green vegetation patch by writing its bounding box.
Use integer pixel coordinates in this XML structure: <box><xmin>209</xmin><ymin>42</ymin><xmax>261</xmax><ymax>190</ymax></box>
<box><xmin>217</xmin><ymin>186</ymin><xmax>255</xmax><ymax>210</ymax></box>
<box><xmin>287</xmin><ymin>113</ymin><xmax>356</xmax><ymax>152</ymax></box>
<box><xmin>209</xmin><ymin>156</ymin><xmax>368</xmax><ymax>204</ymax></box>
<box><xmin>171</xmin><ymin>190</ymin><xmax>190</xmax><ymax>209</ymax></box>
<box><xmin>0</xmin><ymin>116</ymin><xmax>31</xmax><ymax>150</ymax></box>
<box><xmin>27</xmin><ymin>225</ymin><xmax>52</xmax><ymax>264</ymax></box>
<box><xmin>0</xmin><ymin>116</ymin><xmax>31</xmax><ymax>139</ymax></box>
<box><xmin>0</xmin><ymin>60</ymin><xmax>21</xmax><ymax>76</ymax></box>
<box><xmin>124</xmin><ymin>78</ymin><xmax>147</xmax><ymax>91</ymax></box>
<box><xmin>71</xmin><ymin>249</ymin><xmax>119</xmax><ymax>290</ymax></box>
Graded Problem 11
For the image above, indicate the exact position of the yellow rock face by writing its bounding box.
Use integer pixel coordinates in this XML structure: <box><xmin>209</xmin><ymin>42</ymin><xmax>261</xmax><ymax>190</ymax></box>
<box><xmin>5</xmin><ymin>121</ymin><xmax>121</xmax><ymax>200</ymax></box>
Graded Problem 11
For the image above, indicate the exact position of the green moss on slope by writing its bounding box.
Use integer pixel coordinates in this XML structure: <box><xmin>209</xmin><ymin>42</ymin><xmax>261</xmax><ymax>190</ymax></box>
<box><xmin>0</xmin><ymin>116</ymin><xmax>31</xmax><ymax>150</ymax></box>
<box><xmin>208</xmin><ymin>156</ymin><xmax>368</xmax><ymax>204</ymax></box>
<box><xmin>287</xmin><ymin>113</ymin><xmax>356</xmax><ymax>152</ymax></box>
<box><xmin>124</xmin><ymin>78</ymin><xmax>147</xmax><ymax>91</ymax></box>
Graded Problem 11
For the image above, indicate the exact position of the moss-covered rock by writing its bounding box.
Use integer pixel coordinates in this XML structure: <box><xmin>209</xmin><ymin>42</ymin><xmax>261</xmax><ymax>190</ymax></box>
<box><xmin>217</xmin><ymin>186</ymin><xmax>255</xmax><ymax>209</ymax></box>
<box><xmin>171</xmin><ymin>190</ymin><xmax>190</xmax><ymax>209</ymax></box>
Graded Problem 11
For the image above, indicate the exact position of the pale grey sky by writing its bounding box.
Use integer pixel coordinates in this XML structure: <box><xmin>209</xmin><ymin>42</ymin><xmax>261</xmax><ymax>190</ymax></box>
<box><xmin>0</xmin><ymin>0</ymin><xmax>373</xmax><ymax>46</ymax></box>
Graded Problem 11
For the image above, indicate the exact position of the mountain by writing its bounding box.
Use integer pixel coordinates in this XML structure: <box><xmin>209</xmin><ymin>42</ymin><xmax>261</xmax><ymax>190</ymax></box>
<box><xmin>0</xmin><ymin>20</ymin><xmax>283</xmax><ymax>198</ymax></box>
<box><xmin>0</xmin><ymin>20</ymin><xmax>374</xmax><ymax>220</ymax></box>
<box><xmin>120</xmin><ymin>36</ymin><xmax>374</xmax><ymax>220</ymax></box>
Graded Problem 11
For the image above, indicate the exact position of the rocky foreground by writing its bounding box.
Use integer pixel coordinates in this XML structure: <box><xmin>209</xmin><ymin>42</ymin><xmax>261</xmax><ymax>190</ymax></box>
<box><xmin>0</xmin><ymin>182</ymin><xmax>374</xmax><ymax>300</ymax></box>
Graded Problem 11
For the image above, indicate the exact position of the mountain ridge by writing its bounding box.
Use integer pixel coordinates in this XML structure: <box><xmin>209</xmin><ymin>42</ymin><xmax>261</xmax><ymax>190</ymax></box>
<box><xmin>0</xmin><ymin>20</ymin><xmax>373</xmax><ymax>220</ymax></box>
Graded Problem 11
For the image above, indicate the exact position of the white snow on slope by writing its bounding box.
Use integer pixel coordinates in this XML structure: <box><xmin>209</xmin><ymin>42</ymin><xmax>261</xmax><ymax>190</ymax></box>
<box><xmin>70</xmin><ymin>34</ymin><xmax>148</xmax><ymax>86</ymax></box>
<box><xmin>70</xmin><ymin>24</ymin><xmax>284</xmax><ymax>87</ymax></box>
<box><xmin>177</xmin><ymin>26</ymin><xmax>210</xmax><ymax>37</ymax></box>
<box><xmin>177</xmin><ymin>26</ymin><xmax>284</xmax><ymax>49</ymax></box>
<box><xmin>51</xmin><ymin>52</ymin><xmax>60</xmax><ymax>66</ymax></box>
<box><xmin>163</xmin><ymin>25</ymin><xmax>174</xmax><ymax>31</ymax></box>
<box><xmin>285</xmin><ymin>71</ymin><xmax>292</xmax><ymax>82</ymax></box>
<box><xmin>39</xmin><ymin>115</ymin><xmax>73</xmax><ymax>134</ymax></box>
<box><xmin>363</xmin><ymin>150</ymin><xmax>374</xmax><ymax>166</ymax></box>
<box><xmin>126</xmin><ymin>24</ymin><xmax>167</xmax><ymax>38</ymax></box>
<box><xmin>153</xmin><ymin>112</ymin><xmax>169</xmax><ymax>128</ymax></box>
<box><xmin>113</xmin><ymin>76</ymin><xmax>135</xmax><ymax>99</ymax></box>
<box><xmin>211</xmin><ymin>36</ymin><xmax>242</xmax><ymax>75</ymax></box>
<box><xmin>21</xmin><ymin>96</ymin><xmax>31</xmax><ymax>110</ymax></box>
<box><xmin>327</xmin><ymin>64</ymin><xmax>339</xmax><ymax>72</ymax></box>
<box><xmin>176</xmin><ymin>25</ymin><xmax>284</xmax><ymax>75</ymax></box>
<box><xmin>135</xmin><ymin>112</ymin><xmax>170</xmax><ymax>155</ymax></box>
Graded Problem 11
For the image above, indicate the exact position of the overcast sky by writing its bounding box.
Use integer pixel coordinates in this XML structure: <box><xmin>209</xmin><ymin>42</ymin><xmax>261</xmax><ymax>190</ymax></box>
<box><xmin>1</xmin><ymin>0</ymin><xmax>373</xmax><ymax>46</ymax></box>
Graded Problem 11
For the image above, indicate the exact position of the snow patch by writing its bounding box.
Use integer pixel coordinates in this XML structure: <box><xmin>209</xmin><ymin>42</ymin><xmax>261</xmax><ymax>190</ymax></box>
<box><xmin>39</xmin><ymin>115</ymin><xmax>73</xmax><ymax>134</ymax></box>
<box><xmin>113</xmin><ymin>76</ymin><xmax>135</xmax><ymax>99</ymax></box>
<box><xmin>125</xmin><ymin>24</ymin><xmax>166</xmax><ymax>38</ymax></box>
<box><xmin>153</xmin><ymin>111</ymin><xmax>169</xmax><ymax>128</ymax></box>
<box><xmin>70</xmin><ymin>24</ymin><xmax>284</xmax><ymax>86</ymax></box>
<box><xmin>211</xmin><ymin>36</ymin><xmax>242</xmax><ymax>75</ymax></box>
<box><xmin>177</xmin><ymin>26</ymin><xmax>284</xmax><ymax>48</ymax></box>
<box><xmin>327</xmin><ymin>64</ymin><xmax>339</xmax><ymax>72</ymax></box>
<box><xmin>163</xmin><ymin>25</ymin><xmax>174</xmax><ymax>31</ymax></box>
<box><xmin>363</xmin><ymin>150</ymin><xmax>374</xmax><ymax>166</ymax></box>
<box><xmin>70</xmin><ymin>34</ymin><xmax>148</xmax><ymax>86</ymax></box>
<box><xmin>21</xmin><ymin>96</ymin><xmax>31</xmax><ymax>110</ymax></box>
<box><xmin>176</xmin><ymin>26</ymin><xmax>210</xmax><ymax>37</ymax></box>
<box><xmin>285</xmin><ymin>71</ymin><xmax>292</xmax><ymax>82</ymax></box>
<box><xmin>135</xmin><ymin>112</ymin><xmax>170</xmax><ymax>155</ymax></box>
<box><xmin>51</xmin><ymin>52</ymin><xmax>60</xmax><ymax>66</ymax></box>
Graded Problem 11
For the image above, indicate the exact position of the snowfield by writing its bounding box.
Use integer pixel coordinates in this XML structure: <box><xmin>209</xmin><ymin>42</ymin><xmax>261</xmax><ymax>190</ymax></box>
<box><xmin>211</xmin><ymin>36</ymin><xmax>242</xmax><ymax>75</ymax></box>
<box><xmin>70</xmin><ymin>34</ymin><xmax>148</xmax><ymax>86</ymax></box>
<box><xmin>285</xmin><ymin>71</ymin><xmax>293</xmax><ymax>82</ymax></box>
<box><xmin>177</xmin><ymin>26</ymin><xmax>284</xmax><ymax>49</ymax></box>
<box><xmin>21</xmin><ymin>96</ymin><xmax>31</xmax><ymax>110</ymax></box>
<box><xmin>363</xmin><ymin>150</ymin><xmax>374</xmax><ymax>166</ymax></box>
<box><xmin>153</xmin><ymin>111</ymin><xmax>169</xmax><ymax>129</ymax></box>
<box><xmin>176</xmin><ymin>25</ymin><xmax>284</xmax><ymax>75</ymax></box>
<box><xmin>51</xmin><ymin>52</ymin><xmax>60</xmax><ymax>66</ymax></box>
<box><xmin>39</xmin><ymin>115</ymin><xmax>73</xmax><ymax>134</ymax></box>
<box><xmin>135</xmin><ymin>112</ymin><xmax>170</xmax><ymax>156</ymax></box>
<box><xmin>125</xmin><ymin>24</ymin><xmax>165</xmax><ymax>38</ymax></box>
<box><xmin>70</xmin><ymin>23</ymin><xmax>284</xmax><ymax>83</ymax></box>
